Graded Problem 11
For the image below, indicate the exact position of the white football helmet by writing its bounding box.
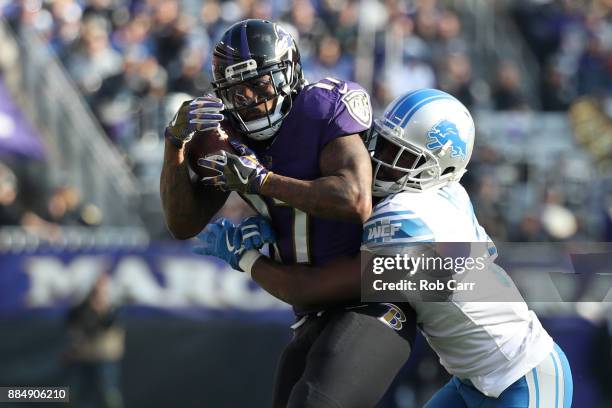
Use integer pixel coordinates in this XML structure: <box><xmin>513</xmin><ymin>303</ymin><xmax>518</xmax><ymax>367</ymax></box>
<box><xmin>370</xmin><ymin>89</ymin><xmax>475</xmax><ymax>197</ymax></box>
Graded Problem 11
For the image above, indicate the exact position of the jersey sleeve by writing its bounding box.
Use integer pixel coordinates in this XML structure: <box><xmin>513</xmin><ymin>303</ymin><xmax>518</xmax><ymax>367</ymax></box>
<box><xmin>325</xmin><ymin>80</ymin><xmax>372</xmax><ymax>144</ymax></box>
<box><xmin>361</xmin><ymin>206</ymin><xmax>435</xmax><ymax>251</ymax></box>
<box><xmin>305</xmin><ymin>78</ymin><xmax>372</xmax><ymax>148</ymax></box>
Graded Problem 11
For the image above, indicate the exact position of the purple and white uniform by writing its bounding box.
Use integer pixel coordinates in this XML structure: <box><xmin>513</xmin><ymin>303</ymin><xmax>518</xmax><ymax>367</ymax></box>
<box><xmin>240</xmin><ymin>77</ymin><xmax>372</xmax><ymax>266</ymax></box>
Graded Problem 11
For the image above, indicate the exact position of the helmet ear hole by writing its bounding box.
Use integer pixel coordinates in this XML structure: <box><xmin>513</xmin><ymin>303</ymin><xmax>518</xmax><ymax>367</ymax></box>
<box><xmin>442</xmin><ymin>167</ymin><xmax>455</xmax><ymax>175</ymax></box>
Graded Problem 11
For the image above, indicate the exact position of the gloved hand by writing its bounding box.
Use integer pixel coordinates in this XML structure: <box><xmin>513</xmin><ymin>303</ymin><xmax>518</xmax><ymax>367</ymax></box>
<box><xmin>188</xmin><ymin>95</ymin><xmax>225</xmax><ymax>132</ymax></box>
<box><xmin>193</xmin><ymin>218</ymin><xmax>244</xmax><ymax>270</ymax></box>
<box><xmin>164</xmin><ymin>95</ymin><xmax>224</xmax><ymax>148</ymax></box>
<box><xmin>238</xmin><ymin>215</ymin><xmax>276</xmax><ymax>250</ymax></box>
<box><xmin>197</xmin><ymin>140</ymin><xmax>272</xmax><ymax>194</ymax></box>
<box><xmin>193</xmin><ymin>216</ymin><xmax>275</xmax><ymax>273</ymax></box>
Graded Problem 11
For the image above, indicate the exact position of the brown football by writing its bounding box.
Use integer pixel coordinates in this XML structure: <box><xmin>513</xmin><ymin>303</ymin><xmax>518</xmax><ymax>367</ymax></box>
<box><xmin>184</xmin><ymin>128</ymin><xmax>236</xmax><ymax>182</ymax></box>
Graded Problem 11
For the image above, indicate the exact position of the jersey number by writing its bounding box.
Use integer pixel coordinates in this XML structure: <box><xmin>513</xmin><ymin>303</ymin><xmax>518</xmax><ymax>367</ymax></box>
<box><xmin>273</xmin><ymin>198</ymin><xmax>311</xmax><ymax>264</ymax></box>
<box><xmin>241</xmin><ymin>194</ymin><xmax>311</xmax><ymax>264</ymax></box>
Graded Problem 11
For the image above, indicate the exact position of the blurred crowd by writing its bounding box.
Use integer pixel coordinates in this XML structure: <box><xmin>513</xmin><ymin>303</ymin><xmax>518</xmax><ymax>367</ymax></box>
<box><xmin>4</xmin><ymin>0</ymin><xmax>609</xmax><ymax>144</ymax></box>
<box><xmin>0</xmin><ymin>159</ymin><xmax>103</xmax><ymax>242</ymax></box>
<box><xmin>512</xmin><ymin>0</ymin><xmax>611</xmax><ymax>111</ymax></box>
<box><xmin>0</xmin><ymin>0</ymin><xmax>610</xmax><ymax>242</ymax></box>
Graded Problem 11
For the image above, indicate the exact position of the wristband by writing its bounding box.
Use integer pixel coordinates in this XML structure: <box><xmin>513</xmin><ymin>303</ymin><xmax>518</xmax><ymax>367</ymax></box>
<box><xmin>239</xmin><ymin>250</ymin><xmax>263</xmax><ymax>278</ymax></box>
<box><xmin>260</xmin><ymin>171</ymin><xmax>273</xmax><ymax>188</ymax></box>
<box><xmin>164</xmin><ymin>127</ymin><xmax>190</xmax><ymax>149</ymax></box>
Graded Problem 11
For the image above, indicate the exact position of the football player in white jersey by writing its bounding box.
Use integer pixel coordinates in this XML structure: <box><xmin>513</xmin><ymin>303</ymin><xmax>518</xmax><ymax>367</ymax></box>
<box><xmin>198</xmin><ymin>89</ymin><xmax>573</xmax><ymax>408</ymax></box>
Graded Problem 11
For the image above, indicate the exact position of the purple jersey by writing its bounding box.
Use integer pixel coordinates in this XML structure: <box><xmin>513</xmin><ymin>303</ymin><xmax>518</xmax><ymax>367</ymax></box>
<box><xmin>240</xmin><ymin>77</ymin><xmax>372</xmax><ymax>265</ymax></box>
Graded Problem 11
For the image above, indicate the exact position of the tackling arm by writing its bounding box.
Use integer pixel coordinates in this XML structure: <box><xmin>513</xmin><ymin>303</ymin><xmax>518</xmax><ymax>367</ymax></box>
<box><xmin>260</xmin><ymin>134</ymin><xmax>372</xmax><ymax>223</ymax></box>
<box><xmin>250</xmin><ymin>253</ymin><xmax>362</xmax><ymax>310</ymax></box>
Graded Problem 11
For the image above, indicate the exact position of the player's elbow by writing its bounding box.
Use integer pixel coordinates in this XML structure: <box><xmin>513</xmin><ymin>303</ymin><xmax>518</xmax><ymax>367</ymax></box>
<box><xmin>346</xmin><ymin>186</ymin><xmax>372</xmax><ymax>224</ymax></box>
<box><xmin>356</xmin><ymin>193</ymin><xmax>372</xmax><ymax>224</ymax></box>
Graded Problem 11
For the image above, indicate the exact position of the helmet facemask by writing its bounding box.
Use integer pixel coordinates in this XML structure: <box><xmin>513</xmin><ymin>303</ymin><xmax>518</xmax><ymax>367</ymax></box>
<box><xmin>369</xmin><ymin>119</ymin><xmax>455</xmax><ymax>197</ymax></box>
<box><xmin>213</xmin><ymin>58</ymin><xmax>298</xmax><ymax>141</ymax></box>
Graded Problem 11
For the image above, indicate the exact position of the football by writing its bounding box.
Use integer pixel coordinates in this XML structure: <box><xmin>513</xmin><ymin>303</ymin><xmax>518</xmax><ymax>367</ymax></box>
<box><xmin>184</xmin><ymin>127</ymin><xmax>236</xmax><ymax>182</ymax></box>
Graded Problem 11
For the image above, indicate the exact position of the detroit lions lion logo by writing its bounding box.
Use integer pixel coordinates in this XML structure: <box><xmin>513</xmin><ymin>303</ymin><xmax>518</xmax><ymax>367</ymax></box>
<box><xmin>425</xmin><ymin>120</ymin><xmax>467</xmax><ymax>160</ymax></box>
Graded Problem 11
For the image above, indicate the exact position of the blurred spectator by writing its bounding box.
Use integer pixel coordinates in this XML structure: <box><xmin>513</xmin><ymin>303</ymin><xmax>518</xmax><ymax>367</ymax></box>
<box><xmin>472</xmin><ymin>175</ymin><xmax>508</xmax><ymax>240</ymax></box>
<box><xmin>111</xmin><ymin>12</ymin><xmax>154</xmax><ymax>57</ymax></box>
<box><xmin>302</xmin><ymin>34</ymin><xmax>354</xmax><ymax>81</ymax></box>
<box><xmin>199</xmin><ymin>0</ymin><xmax>226</xmax><ymax>42</ymax></box>
<box><xmin>331</xmin><ymin>0</ymin><xmax>359</xmax><ymax>55</ymax></box>
<box><xmin>414</xmin><ymin>6</ymin><xmax>439</xmax><ymax>44</ymax></box>
<box><xmin>437</xmin><ymin>52</ymin><xmax>476</xmax><ymax>108</ymax></box>
<box><xmin>540</xmin><ymin>60</ymin><xmax>572</xmax><ymax>111</ymax></box>
<box><xmin>64</xmin><ymin>274</ymin><xmax>124</xmax><ymax>408</ymax></box>
<box><xmin>380</xmin><ymin>15</ymin><xmax>436</xmax><ymax>100</ymax></box>
<box><xmin>576</xmin><ymin>33</ymin><xmax>610</xmax><ymax>97</ymax></box>
<box><xmin>48</xmin><ymin>0</ymin><xmax>83</xmax><ymax>54</ymax></box>
<box><xmin>282</xmin><ymin>0</ymin><xmax>326</xmax><ymax>60</ymax></box>
<box><xmin>65</xmin><ymin>17</ymin><xmax>123</xmax><ymax>97</ymax></box>
<box><xmin>45</xmin><ymin>184</ymin><xmax>102</xmax><ymax>227</ymax></box>
<box><xmin>431</xmin><ymin>9</ymin><xmax>467</xmax><ymax>64</ymax></box>
<box><xmin>82</xmin><ymin>0</ymin><xmax>114</xmax><ymax>23</ymax></box>
<box><xmin>0</xmin><ymin>161</ymin><xmax>64</xmax><ymax>240</ymax></box>
<box><xmin>47</xmin><ymin>184</ymin><xmax>83</xmax><ymax>225</ymax></box>
<box><xmin>0</xmin><ymin>161</ymin><xmax>24</xmax><ymax>226</ymax></box>
<box><xmin>167</xmin><ymin>46</ymin><xmax>209</xmax><ymax>96</ymax></box>
<box><xmin>384</xmin><ymin>45</ymin><xmax>436</xmax><ymax>99</ymax></box>
<box><xmin>491</xmin><ymin>61</ymin><xmax>530</xmax><ymax>110</ymax></box>
<box><xmin>150</xmin><ymin>0</ymin><xmax>186</xmax><ymax>70</ymax></box>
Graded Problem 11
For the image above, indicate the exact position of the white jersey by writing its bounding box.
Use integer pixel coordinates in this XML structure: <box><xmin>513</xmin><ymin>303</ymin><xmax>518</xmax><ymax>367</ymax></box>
<box><xmin>362</xmin><ymin>182</ymin><xmax>553</xmax><ymax>398</ymax></box>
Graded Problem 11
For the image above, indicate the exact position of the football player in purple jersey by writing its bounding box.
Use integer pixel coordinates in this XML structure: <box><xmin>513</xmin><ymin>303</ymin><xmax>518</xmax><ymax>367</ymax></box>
<box><xmin>161</xmin><ymin>19</ymin><xmax>371</xmax><ymax>262</ymax></box>
<box><xmin>160</xmin><ymin>19</ymin><xmax>415</xmax><ymax>408</ymax></box>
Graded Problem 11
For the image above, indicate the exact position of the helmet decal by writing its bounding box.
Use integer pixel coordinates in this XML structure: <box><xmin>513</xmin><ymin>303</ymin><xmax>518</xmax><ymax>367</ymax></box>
<box><xmin>426</xmin><ymin>120</ymin><xmax>467</xmax><ymax>161</ymax></box>
<box><xmin>274</xmin><ymin>25</ymin><xmax>292</xmax><ymax>60</ymax></box>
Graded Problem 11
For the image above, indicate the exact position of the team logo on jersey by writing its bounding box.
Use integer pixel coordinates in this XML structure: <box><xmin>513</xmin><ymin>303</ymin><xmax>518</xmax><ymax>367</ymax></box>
<box><xmin>378</xmin><ymin>303</ymin><xmax>406</xmax><ymax>331</ymax></box>
<box><xmin>426</xmin><ymin>120</ymin><xmax>467</xmax><ymax>160</ymax></box>
<box><xmin>341</xmin><ymin>90</ymin><xmax>372</xmax><ymax>128</ymax></box>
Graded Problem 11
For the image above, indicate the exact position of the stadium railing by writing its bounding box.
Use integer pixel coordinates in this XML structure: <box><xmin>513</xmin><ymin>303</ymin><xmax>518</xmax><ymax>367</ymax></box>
<box><xmin>0</xmin><ymin>19</ymin><xmax>144</xmax><ymax>228</ymax></box>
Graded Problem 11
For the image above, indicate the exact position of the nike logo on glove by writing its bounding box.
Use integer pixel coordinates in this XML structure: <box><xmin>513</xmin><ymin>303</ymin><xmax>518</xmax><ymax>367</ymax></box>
<box><xmin>225</xmin><ymin>231</ymin><xmax>235</xmax><ymax>251</ymax></box>
<box><xmin>234</xmin><ymin>165</ymin><xmax>250</xmax><ymax>184</ymax></box>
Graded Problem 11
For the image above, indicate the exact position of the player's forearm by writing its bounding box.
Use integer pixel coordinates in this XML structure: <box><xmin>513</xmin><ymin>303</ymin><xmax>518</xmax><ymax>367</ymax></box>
<box><xmin>160</xmin><ymin>141</ymin><xmax>222</xmax><ymax>239</ymax></box>
<box><xmin>260</xmin><ymin>173</ymin><xmax>371</xmax><ymax>223</ymax></box>
<box><xmin>250</xmin><ymin>255</ymin><xmax>361</xmax><ymax>309</ymax></box>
